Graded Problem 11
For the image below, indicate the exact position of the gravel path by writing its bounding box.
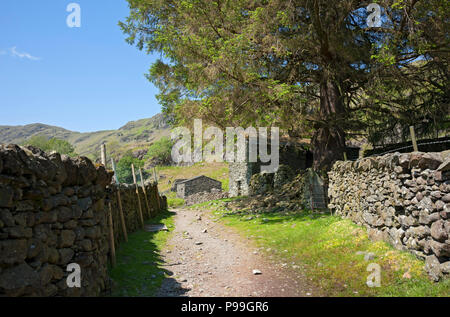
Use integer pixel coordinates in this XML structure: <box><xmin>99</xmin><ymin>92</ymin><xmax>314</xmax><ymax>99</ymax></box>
<box><xmin>156</xmin><ymin>208</ymin><xmax>317</xmax><ymax>297</ymax></box>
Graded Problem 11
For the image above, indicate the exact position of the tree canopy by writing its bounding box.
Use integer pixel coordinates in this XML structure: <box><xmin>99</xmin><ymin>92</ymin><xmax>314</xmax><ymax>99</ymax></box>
<box><xmin>121</xmin><ymin>0</ymin><xmax>449</xmax><ymax>170</ymax></box>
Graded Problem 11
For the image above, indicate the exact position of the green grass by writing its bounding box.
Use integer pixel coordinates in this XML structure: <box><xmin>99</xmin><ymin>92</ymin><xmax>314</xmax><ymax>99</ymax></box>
<box><xmin>165</xmin><ymin>191</ymin><xmax>185</xmax><ymax>208</ymax></box>
<box><xmin>193</xmin><ymin>198</ymin><xmax>450</xmax><ymax>297</ymax></box>
<box><xmin>108</xmin><ymin>210</ymin><xmax>175</xmax><ymax>297</ymax></box>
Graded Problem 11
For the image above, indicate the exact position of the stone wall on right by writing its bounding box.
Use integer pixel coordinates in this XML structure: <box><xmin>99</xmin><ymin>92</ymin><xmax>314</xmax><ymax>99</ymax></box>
<box><xmin>328</xmin><ymin>151</ymin><xmax>450</xmax><ymax>281</ymax></box>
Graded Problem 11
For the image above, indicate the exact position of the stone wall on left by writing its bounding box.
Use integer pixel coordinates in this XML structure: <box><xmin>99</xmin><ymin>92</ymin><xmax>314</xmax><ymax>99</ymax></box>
<box><xmin>0</xmin><ymin>144</ymin><xmax>166</xmax><ymax>297</ymax></box>
<box><xmin>0</xmin><ymin>144</ymin><xmax>113</xmax><ymax>296</ymax></box>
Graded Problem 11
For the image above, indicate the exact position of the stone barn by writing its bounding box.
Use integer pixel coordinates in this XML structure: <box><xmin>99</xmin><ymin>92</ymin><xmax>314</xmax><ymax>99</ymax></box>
<box><xmin>176</xmin><ymin>175</ymin><xmax>222</xmax><ymax>199</ymax></box>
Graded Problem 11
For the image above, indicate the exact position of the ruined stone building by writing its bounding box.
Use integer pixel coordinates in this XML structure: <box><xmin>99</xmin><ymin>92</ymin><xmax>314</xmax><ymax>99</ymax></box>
<box><xmin>229</xmin><ymin>141</ymin><xmax>311</xmax><ymax>197</ymax></box>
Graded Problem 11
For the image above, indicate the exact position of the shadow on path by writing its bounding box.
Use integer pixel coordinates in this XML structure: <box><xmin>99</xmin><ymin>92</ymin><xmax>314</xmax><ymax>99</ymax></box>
<box><xmin>107</xmin><ymin>210</ymin><xmax>189</xmax><ymax>297</ymax></box>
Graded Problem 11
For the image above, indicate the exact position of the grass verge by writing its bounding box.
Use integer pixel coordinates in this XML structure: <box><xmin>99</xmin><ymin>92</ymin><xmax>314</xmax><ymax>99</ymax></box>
<box><xmin>165</xmin><ymin>191</ymin><xmax>185</xmax><ymax>208</ymax></box>
<box><xmin>193</xmin><ymin>198</ymin><xmax>450</xmax><ymax>297</ymax></box>
<box><xmin>108</xmin><ymin>210</ymin><xmax>175</xmax><ymax>296</ymax></box>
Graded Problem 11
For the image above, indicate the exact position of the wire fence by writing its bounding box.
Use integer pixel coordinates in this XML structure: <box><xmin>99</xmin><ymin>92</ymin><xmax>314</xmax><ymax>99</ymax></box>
<box><xmin>368</xmin><ymin>139</ymin><xmax>450</xmax><ymax>157</ymax></box>
<box><xmin>344</xmin><ymin>138</ymin><xmax>450</xmax><ymax>161</ymax></box>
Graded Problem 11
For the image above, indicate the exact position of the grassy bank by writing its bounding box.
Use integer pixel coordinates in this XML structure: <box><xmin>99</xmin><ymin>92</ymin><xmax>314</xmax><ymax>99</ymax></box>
<box><xmin>193</xmin><ymin>199</ymin><xmax>450</xmax><ymax>297</ymax></box>
<box><xmin>108</xmin><ymin>210</ymin><xmax>175</xmax><ymax>296</ymax></box>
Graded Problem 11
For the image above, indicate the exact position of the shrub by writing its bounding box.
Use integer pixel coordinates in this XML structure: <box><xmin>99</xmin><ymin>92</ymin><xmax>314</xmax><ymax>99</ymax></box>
<box><xmin>116</xmin><ymin>152</ymin><xmax>146</xmax><ymax>184</ymax></box>
<box><xmin>145</xmin><ymin>137</ymin><xmax>173</xmax><ymax>165</ymax></box>
<box><xmin>24</xmin><ymin>135</ymin><xmax>77</xmax><ymax>156</ymax></box>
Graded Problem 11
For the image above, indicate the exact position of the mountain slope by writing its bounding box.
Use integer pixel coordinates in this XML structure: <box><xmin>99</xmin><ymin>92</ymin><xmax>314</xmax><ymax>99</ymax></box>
<box><xmin>0</xmin><ymin>113</ymin><xmax>172</xmax><ymax>159</ymax></box>
<box><xmin>0</xmin><ymin>123</ymin><xmax>74</xmax><ymax>144</ymax></box>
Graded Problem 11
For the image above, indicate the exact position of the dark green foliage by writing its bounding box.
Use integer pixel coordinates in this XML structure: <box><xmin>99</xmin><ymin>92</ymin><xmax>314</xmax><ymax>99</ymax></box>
<box><xmin>121</xmin><ymin>0</ymin><xmax>449</xmax><ymax>170</ymax></box>
<box><xmin>116</xmin><ymin>152</ymin><xmax>145</xmax><ymax>184</ymax></box>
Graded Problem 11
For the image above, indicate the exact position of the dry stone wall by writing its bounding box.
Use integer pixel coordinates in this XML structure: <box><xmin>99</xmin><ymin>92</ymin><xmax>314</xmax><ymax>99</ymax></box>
<box><xmin>184</xmin><ymin>188</ymin><xmax>228</xmax><ymax>206</ymax></box>
<box><xmin>328</xmin><ymin>151</ymin><xmax>450</xmax><ymax>281</ymax></box>
<box><xmin>0</xmin><ymin>144</ymin><xmax>166</xmax><ymax>297</ymax></box>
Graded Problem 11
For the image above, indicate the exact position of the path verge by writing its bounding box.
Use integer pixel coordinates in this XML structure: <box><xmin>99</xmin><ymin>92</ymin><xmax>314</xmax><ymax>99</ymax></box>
<box><xmin>194</xmin><ymin>198</ymin><xmax>450</xmax><ymax>297</ymax></box>
<box><xmin>156</xmin><ymin>207</ymin><xmax>317</xmax><ymax>297</ymax></box>
<box><xmin>108</xmin><ymin>210</ymin><xmax>175</xmax><ymax>296</ymax></box>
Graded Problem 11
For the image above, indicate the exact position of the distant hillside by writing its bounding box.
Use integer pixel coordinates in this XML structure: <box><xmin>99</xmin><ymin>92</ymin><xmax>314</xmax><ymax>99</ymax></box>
<box><xmin>0</xmin><ymin>113</ymin><xmax>172</xmax><ymax>160</ymax></box>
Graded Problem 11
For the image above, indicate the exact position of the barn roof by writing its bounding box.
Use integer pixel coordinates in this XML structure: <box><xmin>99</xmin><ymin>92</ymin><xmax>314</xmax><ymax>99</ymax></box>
<box><xmin>178</xmin><ymin>175</ymin><xmax>220</xmax><ymax>184</ymax></box>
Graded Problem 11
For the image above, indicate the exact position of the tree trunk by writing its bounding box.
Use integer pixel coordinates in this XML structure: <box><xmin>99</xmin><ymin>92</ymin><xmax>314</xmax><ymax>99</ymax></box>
<box><xmin>311</xmin><ymin>79</ymin><xmax>346</xmax><ymax>172</ymax></box>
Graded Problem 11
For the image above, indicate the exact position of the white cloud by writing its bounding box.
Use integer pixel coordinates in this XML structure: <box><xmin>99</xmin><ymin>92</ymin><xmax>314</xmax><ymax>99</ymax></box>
<box><xmin>9</xmin><ymin>46</ymin><xmax>41</xmax><ymax>61</ymax></box>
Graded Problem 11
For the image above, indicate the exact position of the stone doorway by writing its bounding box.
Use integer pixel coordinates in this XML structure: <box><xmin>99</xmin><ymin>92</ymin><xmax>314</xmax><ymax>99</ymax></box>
<box><xmin>237</xmin><ymin>180</ymin><xmax>242</xmax><ymax>196</ymax></box>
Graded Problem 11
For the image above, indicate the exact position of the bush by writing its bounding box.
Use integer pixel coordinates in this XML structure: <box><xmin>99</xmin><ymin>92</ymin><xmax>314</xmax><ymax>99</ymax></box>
<box><xmin>116</xmin><ymin>152</ymin><xmax>146</xmax><ymax>184</ymax></box>
<box><xmin>24</xmin><ymin>135</ymin><xmax>77</xmax><ymax>156</ymax></box>
<box><xmin>145</xmin><ymin>137</ymin><xmax>173</xmax><ymax>165</ymax></box>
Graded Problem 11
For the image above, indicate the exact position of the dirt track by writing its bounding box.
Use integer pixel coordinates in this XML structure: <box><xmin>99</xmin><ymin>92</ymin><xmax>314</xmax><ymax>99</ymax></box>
<box><xmin>156</xmin><ymin>208</ymin><xmax>317</xmax><ymax>297</ymax></box>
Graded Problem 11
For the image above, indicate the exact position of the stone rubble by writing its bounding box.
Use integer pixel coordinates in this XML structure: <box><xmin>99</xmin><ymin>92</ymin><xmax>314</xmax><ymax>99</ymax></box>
<box><xmin>184</xmin><ymin>188</ymin><xmax>228</xmax><ymax>206</ymax></box>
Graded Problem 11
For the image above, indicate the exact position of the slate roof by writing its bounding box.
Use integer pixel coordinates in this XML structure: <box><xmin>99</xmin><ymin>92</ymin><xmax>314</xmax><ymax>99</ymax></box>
<box><xmin>178</xmin><ymin>175</ymin><xmax>221</xmax><ymax>184</ymax></box>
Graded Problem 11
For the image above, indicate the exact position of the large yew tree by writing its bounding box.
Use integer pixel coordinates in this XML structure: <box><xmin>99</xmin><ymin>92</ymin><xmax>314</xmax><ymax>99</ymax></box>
<box><xmin>120</xmin><ymin>0</ymin><xmax>449</xmax><ymax>171</ymax></box>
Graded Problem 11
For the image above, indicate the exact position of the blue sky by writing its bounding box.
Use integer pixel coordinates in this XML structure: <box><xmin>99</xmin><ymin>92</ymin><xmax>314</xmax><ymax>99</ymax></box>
<box><xmin>0</xmin><ymin>1</ymin><xmax>162</xmax><ymax>132</ymax></box>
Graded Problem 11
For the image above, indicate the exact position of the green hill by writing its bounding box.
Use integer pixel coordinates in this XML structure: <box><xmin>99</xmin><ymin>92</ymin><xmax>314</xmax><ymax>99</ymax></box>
<box><xmin>0</xmin><ymin>113</ymin><xmax>171</xmax><ymax>161</ymax></box>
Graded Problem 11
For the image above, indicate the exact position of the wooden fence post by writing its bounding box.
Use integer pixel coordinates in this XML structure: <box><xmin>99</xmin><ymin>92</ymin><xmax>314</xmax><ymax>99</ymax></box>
<box><xmin>132</xmin><ymin>164</ymin><xmax>145</xmax><ymax>228</ymax></box>
<box><xmin>108</xmin><ymin>202</ymin><xmax>116</xmax><ymax>268</ymax></box>
<box><xmin>101</xmin><ymin>143</ymin><xmax>107</xmax><ymax>167</ymax></box>
<box><xmin>410</xmin><ymin>126</ymin><xmax>419</xmax><ymax>152</ymax></box>
<box><xmin>153</xmin><ymin>167</ymin><xmax>158</xmax><ymax>184</ymax></box>
<box><xmin>139</xmin><ymin>168</ymin><xmax>152</xmax><ymax>218</ymax></box>
<box><xmin>111</xmin><ymin>159</ymin><xmax>128</xmax><ymax>242</ymax></box>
